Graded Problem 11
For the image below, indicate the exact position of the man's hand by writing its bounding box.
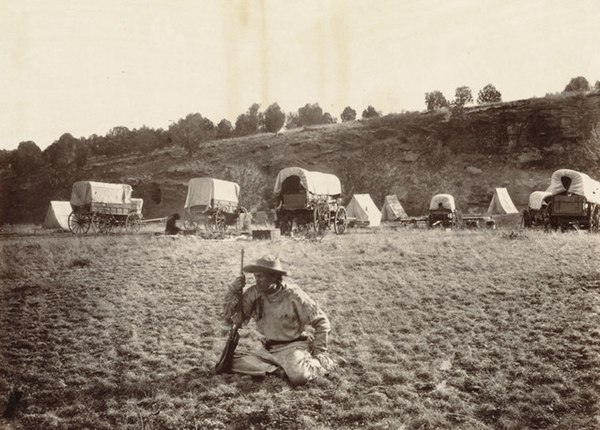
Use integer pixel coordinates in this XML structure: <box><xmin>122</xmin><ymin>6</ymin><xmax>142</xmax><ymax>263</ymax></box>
<box><xmin>314</xmin><ymin>353</ymin><xmax>337</xmax><ymax>372</ymax></box>
<box><xmin>230</xmin><ymin>275</ymin><xmax>246</xmax><ymax>292</ymax></box>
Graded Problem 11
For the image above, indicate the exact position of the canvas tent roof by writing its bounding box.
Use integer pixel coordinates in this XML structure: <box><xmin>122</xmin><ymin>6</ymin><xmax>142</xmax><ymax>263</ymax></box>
<box><xmin>486</xmin><ymin>188</ymin><xmax>519</xmax><ymax>214</ymax></box>
<box><xmin>429</xmin><ymin>194</ymin><xmax>456</xmax><ymax>211</ymax></box>
<box><xmin>184</xmin><ymin>177</ymin><xmax>240</xmax><ymax>209</ymax></box>
<box><xmin>545</xmin><ymin>169</ymin><xmax>600</xmax><ymax>204</ymax></box>
<box><xmin>273</xmin><ymin>167</ymin><xmax>341</xmax><ymax>196</ymax></box>
<box><xmin>380</xmin><ymin>195</ymin><xmax>408</xmax><ymax>221</ymax></box>
<box><xmin>346</xmin><ymin>194</ymin><xmax>381</xmax><ymax>227</ymax></box>
<box><xmin>70</xmin><ymin>181</ymin><xmax>133</xmax><ymax>207</ymax></box>
<box><xmin>43</xmin><ymin>201</ymin><xmax>71</xmax><ymax>230</ymax></box>
<box><xmin>528</xmin><ymin>191</ymin><xmax>552</xmax><ymax>210</ymax></box>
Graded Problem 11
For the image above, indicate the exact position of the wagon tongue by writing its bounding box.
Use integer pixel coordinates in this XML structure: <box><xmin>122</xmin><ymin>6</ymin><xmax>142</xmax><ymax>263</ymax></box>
<box><xmin>560</xmin><ymin>176</ymin><xmax>572</xmax><ymax>192</ymax></box>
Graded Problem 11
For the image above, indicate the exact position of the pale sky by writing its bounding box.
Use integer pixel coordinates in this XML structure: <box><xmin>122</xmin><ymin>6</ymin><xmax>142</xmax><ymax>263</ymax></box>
<box><xmin>1</xmin><ymin>0</ymin><xmax>599</xmax><ymax>150</ymax></box>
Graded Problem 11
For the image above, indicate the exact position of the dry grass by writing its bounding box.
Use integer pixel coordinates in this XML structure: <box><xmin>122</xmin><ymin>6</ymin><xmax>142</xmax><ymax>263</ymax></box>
<box><xmin>1</xmin><ymin>227</ymin><xmax>599</xmax><ymax>429</ymax></box>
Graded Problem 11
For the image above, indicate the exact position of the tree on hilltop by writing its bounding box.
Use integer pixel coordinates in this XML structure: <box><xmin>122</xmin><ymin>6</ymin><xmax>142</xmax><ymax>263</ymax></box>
<box><xmin>341</xmin><ymin>106</ymin><xmax>357</xmax><ymax>122</ymax></box>
<box><xmin>298</xmin><ymin>103</ymin><xmax>325</xmax><ymax>126</ymax></box>
<box><xmin>563</xmin><ymin>76</ymin><xmax>590</xmax><ymax>93</ymax></box>
<box><xmin>477</xmin><ymin>84</ymin><xmax>502</xmax><ymax>104</ymax></box>
<box><xmin>453</xmin><ymin>86</ymin><xmax>473</xmax><ymax>109</ymax></box>
<box><xmin>425</xmin><ymin>91</ymin><xmax>449</xmax><ymax>111</ymax></box>
<box><xmin>262</xmin><ymin>103</ymin><xmax>285</xmax><ymax>133</ymax></box>
<box><xmin>12</xmin><ymin>141</ymin><xmax>44</xmax><ymax>175</ymax></box>
<box><xmin>169</xmin><ymin>113</ymin><xmax>215</xmax><ymax>155</ymax></box>
<box><xmin>44</xmin><ymin>133</ymin><xmax>86</xmax><ymax>169</ymax></box>
<box><xmin>595</xmin><ymin>80</ymin><xmax>600</xmax><ymax>91</ymax></box>
<box><xmin>235</xmin><ymin>103</ymin><xmax>263</xmax><ymax>136</ymax></box>
<box><xmin>362</xmin><ymin>105</ymin><xmax>381</xmax><ymax>119</ymax></box>
<box><xmin>216</xmin><ymin>119</ymin><xmax>233</xmax><ymax>139</ymax></box>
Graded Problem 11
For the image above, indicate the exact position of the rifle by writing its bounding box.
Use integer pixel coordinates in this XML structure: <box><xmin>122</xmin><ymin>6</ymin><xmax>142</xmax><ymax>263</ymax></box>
<box><xmin>215</xmin><ymin>249</ymin><xmax>244</xmax><ymax>374</ymax></box>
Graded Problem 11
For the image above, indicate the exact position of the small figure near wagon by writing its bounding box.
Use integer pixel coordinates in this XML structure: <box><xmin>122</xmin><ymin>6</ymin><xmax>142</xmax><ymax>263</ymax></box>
<box><xmin>220</xmin><ymin>254</ymin><xmax>336</xmax><ymax>385</ymax></box>
<box><xmin>165</xmin><ymin>213</ymin><xmax>181</xmax><ymax>235</ymax></box>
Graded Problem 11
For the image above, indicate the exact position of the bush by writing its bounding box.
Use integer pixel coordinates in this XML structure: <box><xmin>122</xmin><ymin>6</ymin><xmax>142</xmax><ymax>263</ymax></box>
<box><xmin>563</xmin><ymin>76</ymin><xmax>590</xmax><ymax>93</ymax></box>
<box><xmin>477</xmin><ymin>84</ymin><xmax>502</xmax><ymax>104</ymax></box>
<box><xmin>262</xmin><ymin>103</ymin><xmax>285</xmax><ymax>133</ymax></box>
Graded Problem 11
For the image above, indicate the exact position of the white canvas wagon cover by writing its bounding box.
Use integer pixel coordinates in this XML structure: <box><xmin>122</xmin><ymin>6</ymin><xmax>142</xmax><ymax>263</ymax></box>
<box><xmin>545</xmin><ymin>169</ymin><xmax>600</xmax><ymax>204</ymax></box>
<box><xmin>70</xmin><ymin>181</ymin><xmax>133</xmax><ymax>207</ymax></box>
<box><xmin>528</xmin><ymin>191</ymin><xmax>552</xmax><ymax>210</ymax></box>
<box><xmin>273</xmin><ymin>167</ymin><xmax>341</xmax><ymax>196</ymax></box>
<box><xmin>429</xmin><ymin>194</ymin><xmax>456</xmax><ymax>211</ymax></box>
<box><xmin>184</xmin><ymin>177</ymin><xmax>240</xmax><ymax>209</ymax></box>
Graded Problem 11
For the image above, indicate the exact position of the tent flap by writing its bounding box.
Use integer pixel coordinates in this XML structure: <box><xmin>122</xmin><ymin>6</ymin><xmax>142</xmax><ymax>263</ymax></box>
<box><xmin>43</xmin><ymin>201</ymin><xmax>72</xmax><ymax>230</ymax></box>
<box><xmin>486</xmin><ymin>188</ymin><xmax>519</xmax><ymax>214</ymax></box>
<box><xmin>380</xmin><ymin>195</ymin><xmax>408</xmax><ymax>221</ymax></box>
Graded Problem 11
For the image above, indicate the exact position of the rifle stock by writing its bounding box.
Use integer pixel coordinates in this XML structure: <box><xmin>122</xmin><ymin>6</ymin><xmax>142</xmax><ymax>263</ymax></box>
<box><xmin>215</xmin><ymin>249</ymin><xmax>245</xmax><ymax>374</ymax></box>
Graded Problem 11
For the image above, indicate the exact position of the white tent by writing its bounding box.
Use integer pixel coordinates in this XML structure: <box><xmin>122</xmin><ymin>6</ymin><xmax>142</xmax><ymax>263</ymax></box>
<box><xmin>43</xmin><ymin>201</ymin><xmax>72</xmax><ymax>230</ymax></box>
<box><xmin>486</xmin><ymin>188</ymin><xmax>519</xmax><ymax>214</ymax></box>
<box><xmin>545</xmin><ymin>169</ymin><xmax>600</xmax><ymax>204</ymax></box>
<box><xmin>346</xmin><ymin>194</ymin><xmax>381</xmax><ymax>227</ymax></box>
<box><xmin>380</xmin><ymin>195</ymin><xmax>408</xmax><ymax>221</ymax></box>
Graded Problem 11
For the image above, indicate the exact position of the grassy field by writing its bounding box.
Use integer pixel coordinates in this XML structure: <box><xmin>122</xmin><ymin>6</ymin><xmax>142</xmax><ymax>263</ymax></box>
<box><xmin>1</xmin><ymin>227</ymin><xmax>599</xmax><ymax>429</ymax></box>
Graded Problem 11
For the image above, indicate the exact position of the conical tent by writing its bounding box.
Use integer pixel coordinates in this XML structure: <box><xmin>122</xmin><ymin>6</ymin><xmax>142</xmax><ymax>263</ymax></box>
<box><xmin>380</xmin><ymin>195</ymin><xmax>408</xmax><ymax>221</ymax></box>
<box><xmin>486</xmin><ymin>188</ymin><xmax>519</xmax><ymax>214</ymax></box>
<box><xmin>43</xmin><ymin>201</ymin><xmax>72</xmax><ymax>230</ymax></box>
<box><xmin>346</xmin><ymin>194</ymin><xmax>381</xmax><ymax>227</ymax></box>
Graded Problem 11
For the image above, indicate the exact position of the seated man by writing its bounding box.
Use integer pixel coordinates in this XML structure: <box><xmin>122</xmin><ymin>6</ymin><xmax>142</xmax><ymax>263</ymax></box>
<box><xmin>165</xmin><ymin>213</ymin><xmax>181</xmax><ymax>235</ymax></box>
<box><xmin>222</xmin><ymin>255</ymin><xmax>336</xmax><ymax>385</ymax></box>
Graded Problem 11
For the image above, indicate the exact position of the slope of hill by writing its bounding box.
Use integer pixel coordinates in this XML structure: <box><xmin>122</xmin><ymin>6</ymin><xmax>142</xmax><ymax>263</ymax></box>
<box><xmin>2</xmin><ymin>92</ymin><xmax>600</xmax><ymax>224</ymax></box>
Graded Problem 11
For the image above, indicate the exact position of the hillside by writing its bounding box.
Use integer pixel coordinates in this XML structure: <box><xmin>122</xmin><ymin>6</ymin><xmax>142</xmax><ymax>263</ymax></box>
<box><xmin>2</xmin><ymin>92</ymin><xmax>600</xmax><ymax>224</ymax></box>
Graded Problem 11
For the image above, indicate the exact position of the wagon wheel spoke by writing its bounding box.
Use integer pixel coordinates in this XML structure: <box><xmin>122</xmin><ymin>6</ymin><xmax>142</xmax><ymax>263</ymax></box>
<box><xmin>126</xmin><ymin>213</ymin><xmax>142</xmax><ymax>233</ymax></box>
<box><xmin>68</xmin><ymin>212</ymin><xmax>91</xmax><ymax>235</ymax></box>
<box><xmin>215</xmin><ymin>209</ymin><xmax>227</xmax><ymax>232</ymax></box>
<box><xmin>334</xmin><ymin>206</ymin><xmax>347</xmax><ymax>235</ymax></box>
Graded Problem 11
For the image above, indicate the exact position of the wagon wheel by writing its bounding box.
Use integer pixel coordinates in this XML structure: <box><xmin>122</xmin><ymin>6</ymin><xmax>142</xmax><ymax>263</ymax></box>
<box><xmin>313</xmin><ymin>204</ymin><xmax>329</xmax><ymax>233</ymax></box>
<box><xmin>126</xmin><ymin>213</ymin><xmax>142</xmax><ymax>233</ymax></box>
<box><xmin>334</xmin><ymin>206</ymin><xmax>347</xmax><ymax>235</ymax></box>
<box><xmin>68</xmin><ymin>212</ymin><xmax>91</xmax><ymax>235</ymax></box>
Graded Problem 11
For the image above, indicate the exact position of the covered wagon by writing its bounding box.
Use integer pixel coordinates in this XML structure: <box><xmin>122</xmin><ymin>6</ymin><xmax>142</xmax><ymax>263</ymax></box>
<box><xmin>68</xmin><ymin>181</ymin><xmax>143</xmax><ymax>234</ymax></box>
<box><xmin>183</xmin><ymin>177</ymin><xmax>247</xmax><ymax>232</ymax></box>
<box><xmin>545</xmin><ymin>169</ymin><xmax>600</xmax><ymax>231</ymax></box>
<box><xmin>428</xmin><ymin>194</ymin><xmax>460</xmax><ymax>228</ymax></box>
<box><xmin>274</xmin><ymin>167</ymin><xmax>347</xmax><ymax>234</ymax></box>
<box><xmin>522</xmin><ymin>191</ymin><xmax>552</xmax><ymax>228</ymax></box>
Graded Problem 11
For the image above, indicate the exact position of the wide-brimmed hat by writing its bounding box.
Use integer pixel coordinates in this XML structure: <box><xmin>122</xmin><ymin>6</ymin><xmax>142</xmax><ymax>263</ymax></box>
<box><xmin>243</xmin><ymin>255</ymin><xmax>288</xmax><ymax>276</ymax></box>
